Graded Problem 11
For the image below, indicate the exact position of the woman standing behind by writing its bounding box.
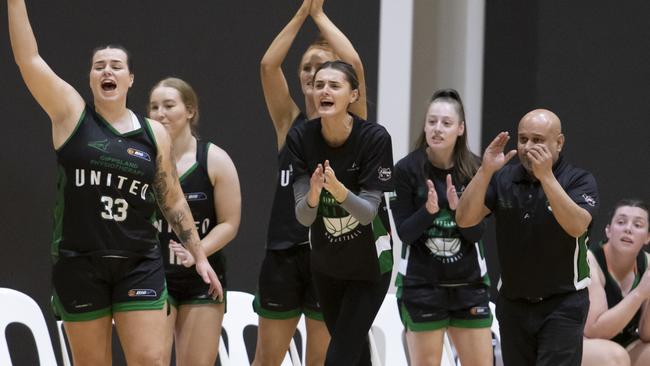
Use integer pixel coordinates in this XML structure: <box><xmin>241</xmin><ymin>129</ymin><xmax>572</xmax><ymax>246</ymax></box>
<box><xmin>392</xmin><ymin>89</ymin><xmax>493</xmax><ymax>366</ymax></box>
<box><xmin>148</xmin><ymin>78</ymin><xmax>240</xmax><ymax>366</ymax></box>
<box><xmin>288</xmin><ymin>60</ymin><xmax>393</xmax><ymax>365</ymax></box>
<box><xmin>254</xmin><ymin>0</ymin><xmax>367</xmax><ymax>364</ymax></box>
<box><xmin>582</xmin><ymin>199</ymin><xmax>650</xmax><ymax>366</ymax></box>
<box><xmin>7</xmin><ymin>1</ymin><xmax>221</xmax><ymax>365</ymax></box>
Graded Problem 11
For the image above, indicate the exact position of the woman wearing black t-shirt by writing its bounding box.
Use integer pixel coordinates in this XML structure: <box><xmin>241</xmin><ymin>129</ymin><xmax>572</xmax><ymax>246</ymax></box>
<box><xmin>253</xmin><ymin>1</ymin><xmax>368</xmax><ymax>364</ymax></box>
<box><xmin>288</xmin><ymin>60</ymin><xmax>394</xmax><ymax>365</ymax></box>
<box><xmin>392</xmin><ymin>89</ymin><xmax>493</xmax><ymax>365</ymax></box>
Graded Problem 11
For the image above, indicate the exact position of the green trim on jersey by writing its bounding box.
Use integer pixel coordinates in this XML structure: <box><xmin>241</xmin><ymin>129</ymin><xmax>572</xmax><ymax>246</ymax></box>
<box><xmin>395</xmin><ymin>272</ymin><xmax>404</xmax><ymax>288</ymax></box>
<box><xmin>624</xmin><ymin>253</ymin><xmax>649</xmax><ymax>295</ymax></box>
<box><xmin>95</xmin><ymin>110</ymin><xmax>143</xmax><ymax>137</ymax></box>
<box><xmin>394</xmin><ymin>228</ymin><xmax>409</xmax><ymax>288</ymax></box>
<box><xmin>477</xmin><ymin>241</ymin><xmax>491</xmax><ymax>287</ymax></box>
<box><xmin>168</xmin><ymin>289</ymin><xmax>227</xmax><ymax>307</ymax></box>
<box><xmin>55</xmin><ymin>108</ymin><xmax>87</xmax><ymax>152</ymax></box>
<box><xmin>52</xmin><ymin>291</ymin><xmax>111</xmax><ymax>322</ymax></box>
<box><xmin>142</xmin><ymin>118</ymin><xmax>159</xmax><ymax>212</ymax></box>
<box><xmin>574</xmin><ymin>233</ymin><xmax>591</xmax><ymax>289</ymax></box>
<box><xmin>178</xmin><ymin>162</ymin><xmax>199</xmax><ymax>182</ymax></box>
<box><xmin>149</xmin><ymin>210</ymin><xmax>158</xmax><ymax>226</ymax></box>
<box><xmin>372</xmin><ymin>215</ymin><xmax>393</xmax><ymax>274</ymax></box>
<box><xmin>253</xmin><ymin>295</ymin><xmax>302</xmax><ymax>319</ymax></box>
<box><xmin>205</xmin><ymin>142</ymin><xmax>213</xmax><ymax>164</ymax></box>
<box><xmin>112</xmin><ymin>287</ymin><xmax>168</xmax><ymax>313</ymax></box>
<box><xmin>51</xmin><ymin>165</ymin><xmax>67</xmax><ymax>262</ymax></box>
<box><xmin>378</xmin><ymin>250</ymin><xmax>393</xmax><ymax>274</ymax></box>
<box><xmin>142</xmin><ymin>118</ymin><xmax>160</xmax><ymax>212</ymax></box>
<box><xmin>143</xmin><ymin>118</ymin><xmax>158</xmax><ymax>149</ymax></box>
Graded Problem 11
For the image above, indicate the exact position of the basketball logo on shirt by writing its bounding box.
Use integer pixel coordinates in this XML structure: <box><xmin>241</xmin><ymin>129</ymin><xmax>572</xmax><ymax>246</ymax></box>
<box><xmin>319</xmin><ymin>191</ymin><xmax>362</xmax><ymax>243</ymax></box>
<box><xmin>425</xmin><ymin>237</ymin><xmax>461</xmax><ymax>259</ymax></box>
<box><xmin>324</xmin><ymin>214</ymin><xmax>360</xmax><ymax>237</ymax></box>
<box><xmin>425</xmin><ymin>209</ymin><xmax>464</xmax><ymax>263</ymax></box>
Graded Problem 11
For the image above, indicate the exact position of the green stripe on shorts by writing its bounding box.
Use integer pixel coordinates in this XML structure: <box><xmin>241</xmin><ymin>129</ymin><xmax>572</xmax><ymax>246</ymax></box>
<box><xmin>253</xmin><ymin>292</ymin><xmax>302</xmax><ymax>320</ymax></box>
<box><xmin>52</xmin><ymin>291</ymin><xmax>111</xmax><ymax>322</ymax></box>
<box><xmin>113</xmin><ymin>287</ymin><xmax>168</xmax><ymax>313</ymax></box>
<box><xmin>399</xmin><ymin>302</ymin><xmax>449</xmax><ymax>332</ymax></box>
<box><xmin>450</xmin><ymin>314</ymin><xmax>493</xmax><ymax>329</ymax></box>
<box><xmin>303</xmin><ymin>308</ymin><xmax>324</xmax><ymax>321</ymax></box>
<box><xmin>169</xmin><ymin>290</ymin><xmax>228</xmax><ymax>309</ymax></box>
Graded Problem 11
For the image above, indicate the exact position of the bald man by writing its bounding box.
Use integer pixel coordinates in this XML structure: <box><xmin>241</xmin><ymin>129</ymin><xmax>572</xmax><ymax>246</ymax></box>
<box><xmin>456</xmin><ymin>109</ymin><xmax>599</xmax><ymax>366</ymax></box>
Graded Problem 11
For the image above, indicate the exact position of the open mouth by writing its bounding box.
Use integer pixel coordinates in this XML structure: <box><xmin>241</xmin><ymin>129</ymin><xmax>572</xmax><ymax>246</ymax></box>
<box><xmin>101</xmin><ymin>80</ymin><xmax>117</xmax><ymax>91</ymax></box>
<box><xmin>320</xmin><ymin>100</ymin><xmax>334</xmax><ymax>107</ymax></box>
<box><xmin>620</xmin><ymin>236</ymin><xmax>634</xmax><ymax>244</ymax></box>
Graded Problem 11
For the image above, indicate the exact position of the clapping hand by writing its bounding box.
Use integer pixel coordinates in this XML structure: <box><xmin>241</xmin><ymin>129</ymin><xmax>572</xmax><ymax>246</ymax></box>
<box><xmin>425</xmin><ymin>179</ymin><xmax>439</xmax><ymax>214</ymax></box>
<box><xmin>446</xmin><ymin>174</ymin><xmax>459</xmax><ymax>210</ymax></box>
<box><xmin>323</xmin><ymin>160</ymin><xmax>347</xmax><ymax>202</ymax></box>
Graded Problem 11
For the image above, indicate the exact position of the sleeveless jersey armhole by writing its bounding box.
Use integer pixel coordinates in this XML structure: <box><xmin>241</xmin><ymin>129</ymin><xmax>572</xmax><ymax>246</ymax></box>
<box><xmin>55</xmin><ymin>106</ymin><xmax>88</xmax><ymax>152</ymax></box>
<box><xmin>200</xmin><ymin>141</ymin><xmax>216</xmax><ymax>188</ymax></box>
<box><xmin>199</xmin><ymin>141</ymin><xmax>212</xmax><ymax>169</ymax></box>
<box><xmin>142</xmin><ymin>117</ymin><xmax>159</xmax><ymax>152</ymax></box>
<box><xmin>631</xmin><ymin>252</ymin><xmax>649</xmax><ymax>290</ymax></box>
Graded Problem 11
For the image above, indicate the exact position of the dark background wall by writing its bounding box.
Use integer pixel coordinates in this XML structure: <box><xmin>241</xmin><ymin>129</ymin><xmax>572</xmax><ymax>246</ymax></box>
<box><xmin>0</xmin><ymin>1</ymin><xmax>379</xmax><ymax>364</ymax></box>
<box><xmin>1</xmin><ymin>0</ymin><xmax>648</xmax><ymax>364</ymax></box>
<box><xmin>482</xmin><ymin>0</ymin><xmax>650</xmax><ymax>288</ymax></box>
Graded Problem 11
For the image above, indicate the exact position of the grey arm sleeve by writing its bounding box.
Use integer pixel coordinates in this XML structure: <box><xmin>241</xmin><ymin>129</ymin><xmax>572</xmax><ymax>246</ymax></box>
<box><xmin>339</xmin><ymin>189</ymin><xmax>382</xmax><ymax>225</ymax></box>
<box><xmin>294</xmin><ymin>175</ymin><xmax>318</xmax><ymax>226</ymax></box>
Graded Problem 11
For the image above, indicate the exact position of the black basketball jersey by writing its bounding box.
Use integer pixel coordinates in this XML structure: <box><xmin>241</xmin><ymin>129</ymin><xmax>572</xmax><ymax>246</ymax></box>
<box><xmin>485</xmin><ymin>155</ymin><xmax>598</xmax><ymax>298</ymax></box>
<box><xmin>155</xmin><ymin>141</ymin><xmax>225</xmax><ymax>283</ymax></box>
<box><xmin>592</xmin><ymin>242</ymin><xmax>647</xmax><ymax>346</ymax></box>
<box><xmin>392</xmin><ymin>149</ymin><xmax>489</xmax><ymax>287</ymax></box>
<box><xmin>52</xmin><ymin>105</ymin><xmax>159</xmax><ymax>258</ymax></box>
<box><xmin>287</xmin><ymin>115</ymin><xmax>394</xmax><ymax>281</ymax></box>
<box><xmin>266</xmin><ymin>114</ymin><xmax>310</xmax><ymax>250</ymax></box>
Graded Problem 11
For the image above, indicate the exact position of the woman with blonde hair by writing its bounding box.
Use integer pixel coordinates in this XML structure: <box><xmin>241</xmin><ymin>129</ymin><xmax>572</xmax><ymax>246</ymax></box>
<box><xmin>149</xmin><ymin>77</ymin><xmax>240</xmax><ymax>366</ymax></box>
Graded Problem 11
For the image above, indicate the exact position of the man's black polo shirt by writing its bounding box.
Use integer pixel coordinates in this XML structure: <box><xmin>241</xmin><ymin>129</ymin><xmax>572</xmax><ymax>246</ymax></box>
<box><xmin>485</xmin><ymin>154</ymin><xmax>598</xmax><ymax>299</ymax></box>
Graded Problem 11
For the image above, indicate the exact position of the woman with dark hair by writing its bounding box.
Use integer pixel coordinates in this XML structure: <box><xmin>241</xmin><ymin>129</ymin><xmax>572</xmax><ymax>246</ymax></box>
<box><xmin>148</xmin><ymin>77</ymin><xmax>240</xmax><ymax>366</ymax></box>
<box><xmin>254</xmin><ymin>0</ymin><xmax>367</xmax><ymax>364</ymax></box>
<box><xmin>391</xmin><ymin>89</ymin><xmax>493</xmax><ymax>365</ymax></box>
<box><xmin>8</xmin><ymin>1</ymin><xmax>220</xmax><ymax>365</ymax></box>
<box><xmin>288</xmin><ymin>60</ymin><xmax>394</xmax><ymax>365</ymax></box>
<box><xmin>582</xmin><ymin>199</ymin><xmax>650</xmax><ymax>366</ymax></box>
